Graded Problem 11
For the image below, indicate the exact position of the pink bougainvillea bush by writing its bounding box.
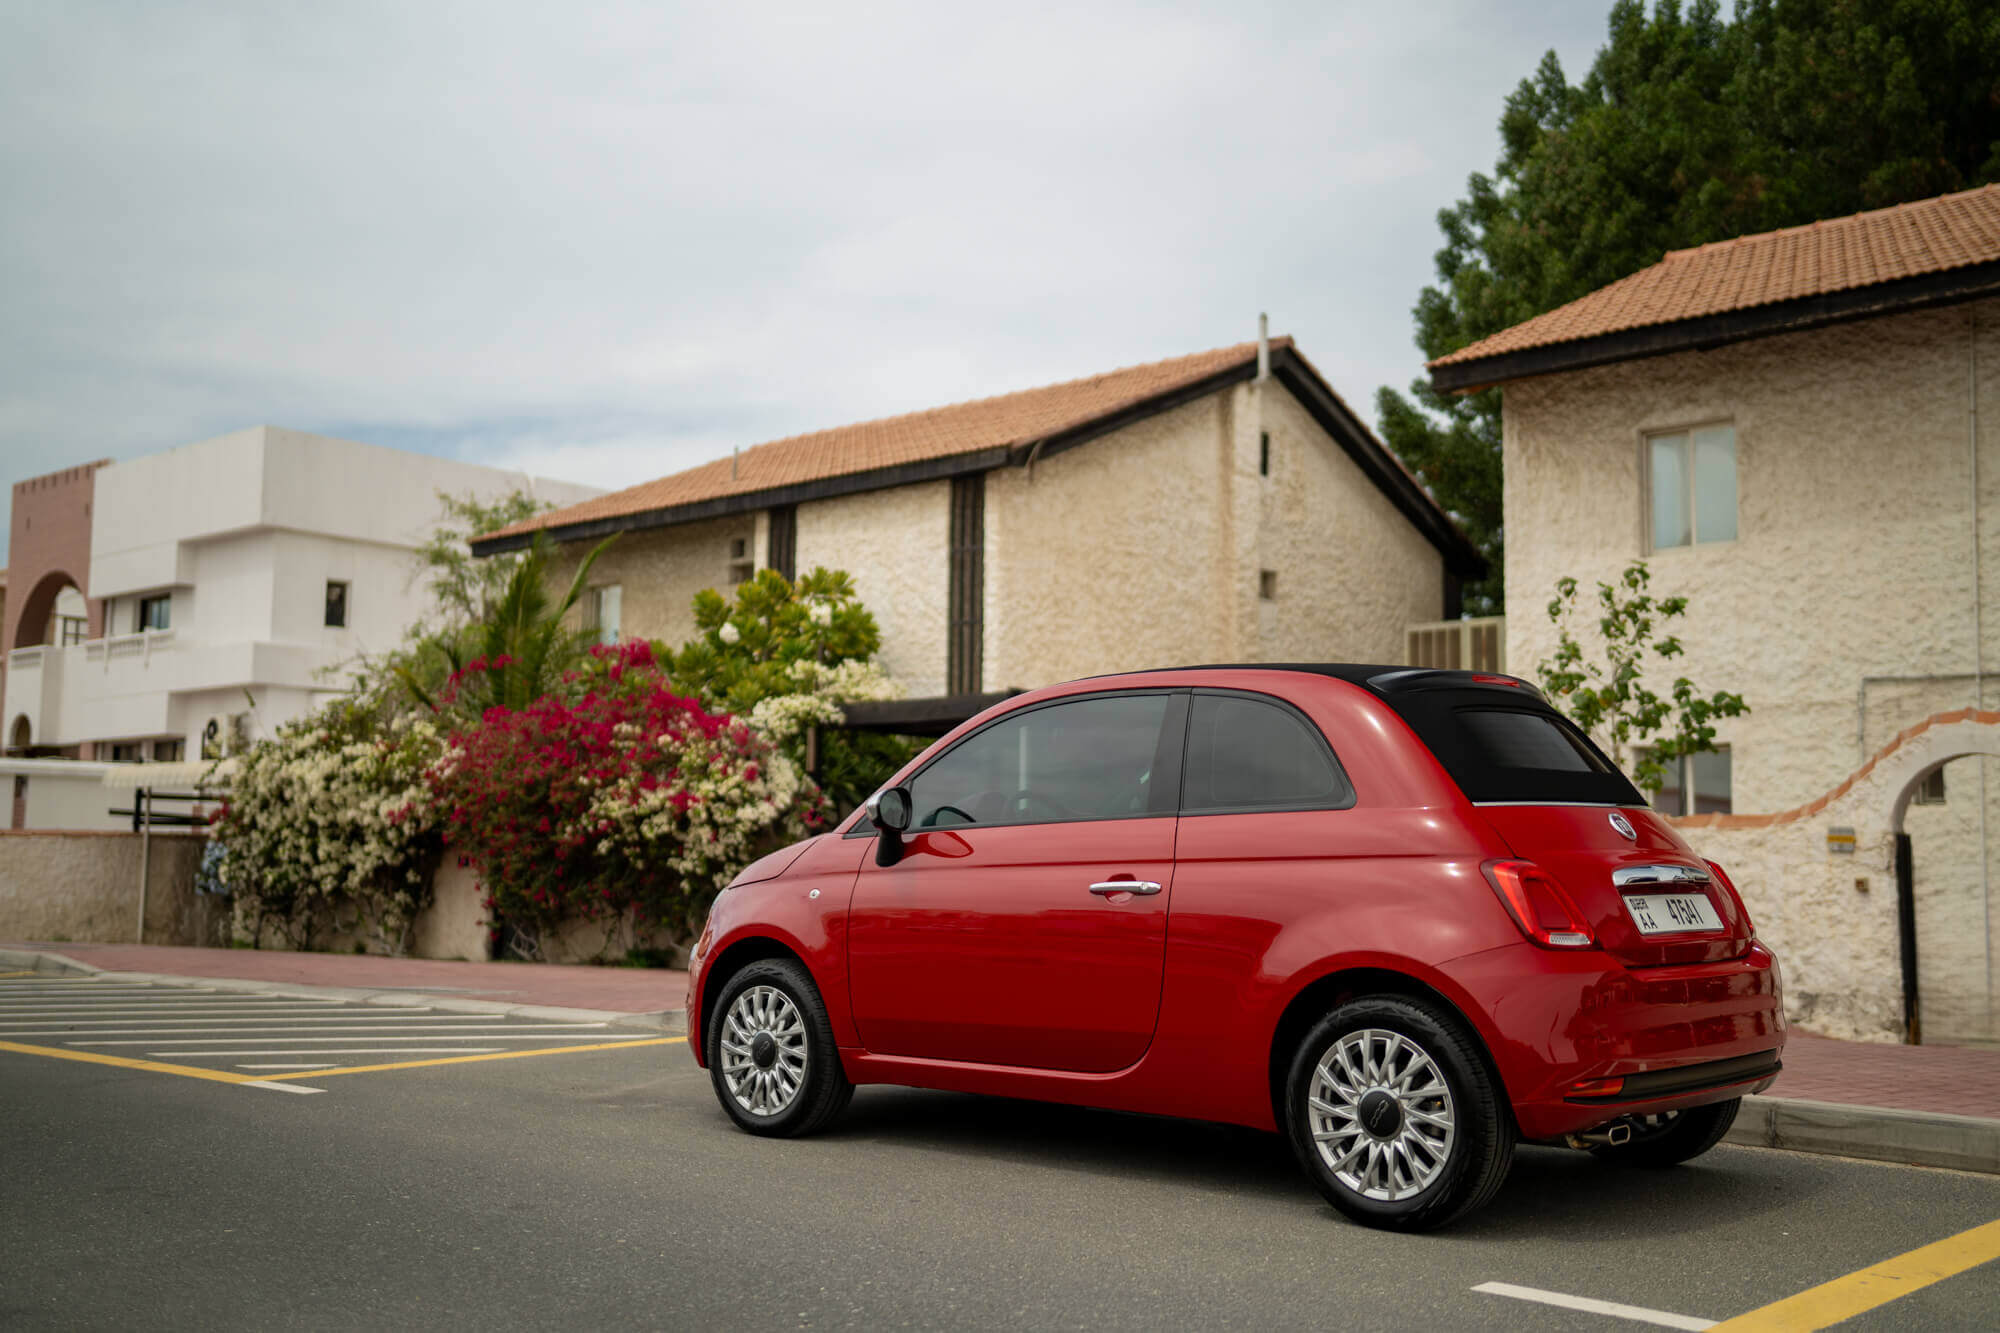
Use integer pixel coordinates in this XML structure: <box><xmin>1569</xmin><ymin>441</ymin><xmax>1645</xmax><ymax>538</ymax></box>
<box><xmin>427</xmin><ymin>641</ymin><xmax>827</xmax><ymax>955</ymax></box>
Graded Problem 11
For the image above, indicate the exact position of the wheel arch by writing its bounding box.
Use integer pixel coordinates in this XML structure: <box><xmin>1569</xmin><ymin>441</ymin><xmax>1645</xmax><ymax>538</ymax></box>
<box><xmin>1265</xmin><ymin>965</ymin><xmax>1512</xmax><ymax>1135</ymax></box>
<box><xmin>695</xmin><ymin>934</ymin><xmax>810</xmax><ymax>1053</ymax></box>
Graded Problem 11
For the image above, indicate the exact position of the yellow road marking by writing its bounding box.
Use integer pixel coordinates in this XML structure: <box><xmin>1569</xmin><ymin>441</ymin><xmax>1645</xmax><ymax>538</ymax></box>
<box><xmin>0</xmin><ymin>1039</ymin><xmax>259</xmax><ymax>1085</ymax></box>
<box><xmin>0</xmin><ymin>971</ymin><xmax>44</xmax><ymax>979</ymax></box>
<box><xmin>1711</xmin><ymin>1217</ymin><xmax>2000</xmax><ymax>1330</ymax></box>
<box><xmin>256</xmin><ymin>1036</ymin><xmax>682</xmax><ymax>1080</ymax></box>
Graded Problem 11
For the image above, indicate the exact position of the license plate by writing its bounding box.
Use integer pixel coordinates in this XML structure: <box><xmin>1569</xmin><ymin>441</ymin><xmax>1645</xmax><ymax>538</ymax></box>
<box><xmin>1623</xmin><ymin>892</ymin><xmax>1724</xmax><ymax>935</ymax></box>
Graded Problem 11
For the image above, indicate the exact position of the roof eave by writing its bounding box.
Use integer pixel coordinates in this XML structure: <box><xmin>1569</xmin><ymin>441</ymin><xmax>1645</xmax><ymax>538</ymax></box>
<box><xmin>1271</xmin><ymin>348</ymin><xmax>1487</xmax><ymax>580</ymax></box>
<box><xmin>1429</xmin><ymin>258</ymin><xmax>2000</xmax><ymax>395</ymax></box>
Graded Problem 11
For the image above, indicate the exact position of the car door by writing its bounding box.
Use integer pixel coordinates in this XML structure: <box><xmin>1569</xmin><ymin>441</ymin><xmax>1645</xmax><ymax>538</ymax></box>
<box><xmin>846</xmin><ymin>689</ymin><xmax>1186</xmax><ymax>1073</ymax></box>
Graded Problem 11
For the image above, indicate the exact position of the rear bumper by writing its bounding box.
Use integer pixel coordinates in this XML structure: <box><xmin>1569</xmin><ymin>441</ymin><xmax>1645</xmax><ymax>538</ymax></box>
<box><xmin>1441</xmin><ymin>938</ymin><xmax>1787</xmax><ymax>1140</ymax></box>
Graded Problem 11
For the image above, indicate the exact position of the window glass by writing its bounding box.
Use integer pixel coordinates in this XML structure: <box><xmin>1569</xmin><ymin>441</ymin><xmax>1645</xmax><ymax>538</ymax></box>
<box><xmin>138</xmin><ymin>595</ymin><xmax>171</xmax><ymax>632</ymax></box>
<box><xmin>324</xmin><ymin>581</ymin><xmax>348</xmax><ymax>628</ymax></box>
<box><xmin>908</xmin><ymin>694</ymin><xmax>1170</xmax><ymax>827</ymax></box>
<box><xmin>1650</xmin><ymin>433</ymin><xmax>1690</xmax><ymax>549</ymax></box>
<box><xmin>1396</xmin><ymin>699</ymin><xmax>1640</xmax><ymax>805</ymax></box>
<box><xmin>589</xmin><ymin>585</ymin><xmax>622</xmax><ymax>645</ymax></box>
<box><xmin>1693</xmin><ymin>425</ymin><xmax>1737</xmax><ymax>543</ymax></box>
<box><xmin>1457</xmin><ymin>709</ymin><xmax>1606</xmax><ymax>773</ymax></box>
<box><xmin>1689</xmin><ymin>747</ymin><xmax>1732</xmax><ymax>814</ymax></box>
<box><xmin>1183</xmin><ymin>694</ymin><xmax>1350</xmax><ymax>811</ymax></box>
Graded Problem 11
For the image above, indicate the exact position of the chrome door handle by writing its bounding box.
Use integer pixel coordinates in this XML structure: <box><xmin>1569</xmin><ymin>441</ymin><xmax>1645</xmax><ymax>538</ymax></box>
<box><xmin>1089</xmin><ymin>880</ymin><xmax>1162</xmax><ymax>897</ymax></box>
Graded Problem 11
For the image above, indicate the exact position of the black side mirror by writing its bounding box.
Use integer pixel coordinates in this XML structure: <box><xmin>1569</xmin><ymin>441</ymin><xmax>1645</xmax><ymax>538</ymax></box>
<box><xmin>866</xmin><ymin>786</ymin><xmax>914</xmax><ymax>866</ymax></box>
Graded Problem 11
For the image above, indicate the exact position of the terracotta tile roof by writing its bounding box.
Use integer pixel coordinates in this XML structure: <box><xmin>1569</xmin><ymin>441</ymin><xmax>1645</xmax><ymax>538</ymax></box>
<box><xmin>1431</xmin><ymin>183</ymin><xmax>2000</xmax><ymax>372</ymax></box>
<box><xmin>482</xmin><ymin>338</ymin><xmax>1291</xmax><ymax>543</ymax></box>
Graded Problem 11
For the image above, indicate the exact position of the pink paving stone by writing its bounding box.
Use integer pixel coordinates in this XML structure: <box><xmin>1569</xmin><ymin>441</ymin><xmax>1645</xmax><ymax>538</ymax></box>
<box><xmin>5</xmin><ymin>941</ymin><xmax>686</xmax><ymax>1015</ymax></box>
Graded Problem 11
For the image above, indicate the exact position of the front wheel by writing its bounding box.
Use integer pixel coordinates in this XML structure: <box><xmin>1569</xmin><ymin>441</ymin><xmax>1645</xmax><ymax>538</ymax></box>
<box><xmin>1283</xmin><ymin>995</ymin><xmax>1514</xmax><ymax>1231</ymax></box>
<box><xmin>1589</xmin><ymin>1100</ymin><xmax>1739</xmax><ymax>1168</ymax></box>
<box><xmin>706</xmin><ymin>958</ymin><xmax>853</xmax><ymax>1137</ymax></box>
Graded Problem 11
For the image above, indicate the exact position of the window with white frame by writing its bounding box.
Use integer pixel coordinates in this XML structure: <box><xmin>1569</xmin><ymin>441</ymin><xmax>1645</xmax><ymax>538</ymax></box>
<box><xmin>586</xmin><ymin>585</ymin><xmax>622</xmax><ymax>645</ymax></box>
<box><xmin>1647</xmin><ymin>746</ymin><xmax>1733</xmax><ymax>816</ymax></box>
<box><xmin>1649</xmin><ymin>423</ymin><xmax>1737</xmax><ymax>550</ymax></box>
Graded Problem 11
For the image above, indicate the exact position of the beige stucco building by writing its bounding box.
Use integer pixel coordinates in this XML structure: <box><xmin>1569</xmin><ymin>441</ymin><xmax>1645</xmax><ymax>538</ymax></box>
<box><xmin>1432</xmin><ymin>184</ymin><xmax>2000</xmax><ymax>1043</ymax></box>
<box><xmin>476</xmin><ymin>335</ymin><xmax>1482</xmax><ymax>701</ymax></box>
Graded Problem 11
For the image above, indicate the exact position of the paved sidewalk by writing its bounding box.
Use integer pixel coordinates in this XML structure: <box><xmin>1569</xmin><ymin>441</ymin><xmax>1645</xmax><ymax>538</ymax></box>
<box><xmin>0</xmin><ymin>940</ymin><xmax>686</xmax><ymax>1016</ymax></box>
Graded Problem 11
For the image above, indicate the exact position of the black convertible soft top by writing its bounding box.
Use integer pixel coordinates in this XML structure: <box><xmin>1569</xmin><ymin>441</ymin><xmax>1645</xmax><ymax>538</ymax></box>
<box><xmin>1150</xmin><ymin>664</ymin><xmax>1645</xmax><ymax>806</ymax></box>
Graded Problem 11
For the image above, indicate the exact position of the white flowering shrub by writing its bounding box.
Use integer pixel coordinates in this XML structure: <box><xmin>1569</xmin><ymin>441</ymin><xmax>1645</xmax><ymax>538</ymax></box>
<box><xmin>667</xmin><ymin>568</ymin><xmax>918</xmax><ymax>814</ymax></box>
<box><xmin>211</xmin><ymin>699</ymin><xmax>444</xmax><ymax>954</ymax></box>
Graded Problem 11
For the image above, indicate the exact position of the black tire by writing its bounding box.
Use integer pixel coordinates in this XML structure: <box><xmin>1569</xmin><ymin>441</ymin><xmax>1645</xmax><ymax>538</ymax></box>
<box><xmin>705</xmin><ymin>958</ymin><xmax>853</xmax><ymax>1138</ymax></box>
<box><xmin>1588</xmin><ymin>1099</ymin><xmax>1739</xmax><ymax>1168</ymax></box>
<box><xmin>1283</xmin><ymin>995</ymin><xmax>1514</xmax><ymax>1232</ymax></box>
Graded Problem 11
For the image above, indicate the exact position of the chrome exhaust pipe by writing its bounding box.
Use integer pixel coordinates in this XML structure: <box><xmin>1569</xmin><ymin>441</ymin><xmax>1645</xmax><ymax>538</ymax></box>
<box><xmin>1564</xmin><ymin>1122</ymin><xmax>1633</xmax><ymax>1149</ymax></box>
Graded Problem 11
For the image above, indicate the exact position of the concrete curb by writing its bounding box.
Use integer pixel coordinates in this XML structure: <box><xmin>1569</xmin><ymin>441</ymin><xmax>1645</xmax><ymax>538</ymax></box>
<box><xmin>0</xmin><ymin>947</ymin><xmax>99</xmax><ymax>977</ymax></box>
<box><xmin>1728</xmin><ymin>1095</ymin><xmax>2000</xmax><ymax>1175</ymax></box>
<box><xmin>0</xmin><ymin>948</ymin><xmax>685</xmax><ymax>1037</ymax></box>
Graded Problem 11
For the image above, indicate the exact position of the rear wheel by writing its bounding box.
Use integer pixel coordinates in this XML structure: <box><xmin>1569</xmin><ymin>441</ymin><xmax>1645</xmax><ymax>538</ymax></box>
<box><xmin>1589</xmin><ymin>1100</ymin><xmax>1738</xmax><ymax>1168</ymax></box>
<box><xmin>1283</xmin><ymin>995</ymin><xmax>1514</xmax><ymax>1232</ymax></box>
<box><xmin>706</xmin><ymin>958</ymin><xmax>853</xmax><ymax>1137</ymax></box>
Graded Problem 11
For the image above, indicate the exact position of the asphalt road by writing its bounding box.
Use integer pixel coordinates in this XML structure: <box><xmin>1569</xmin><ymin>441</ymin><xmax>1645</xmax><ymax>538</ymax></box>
<box><xmin>4</xmin><ymin>1034</ymin><xmax>1999</xmax><ymax>1330</ymax></box>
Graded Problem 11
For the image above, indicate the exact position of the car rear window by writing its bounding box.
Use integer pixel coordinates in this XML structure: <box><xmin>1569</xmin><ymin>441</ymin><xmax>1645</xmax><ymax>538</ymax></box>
<box><xmin>1386</xmin><ymin>694</ymin><xmax>1643</xmax><ymax>805</ymax></box>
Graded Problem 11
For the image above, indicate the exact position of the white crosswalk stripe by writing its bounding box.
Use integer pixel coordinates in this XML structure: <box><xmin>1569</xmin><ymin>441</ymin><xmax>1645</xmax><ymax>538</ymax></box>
<box><xmin>0</xmin><ymin>976</ymin><xmax>640</xmax><ymax>1075</ymax></box>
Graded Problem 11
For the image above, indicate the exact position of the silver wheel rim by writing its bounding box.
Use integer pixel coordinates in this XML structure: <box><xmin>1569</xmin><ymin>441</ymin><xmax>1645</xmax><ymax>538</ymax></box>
<box><xmin>1308</xmin><ymin>1028</ymin><xmax>1456</xmax><ymax>1202</ymax></box>
<box><xmin>719</xmin><ymin>984</ymin><xmax>808</xmax><ymax>1117</ymax></box>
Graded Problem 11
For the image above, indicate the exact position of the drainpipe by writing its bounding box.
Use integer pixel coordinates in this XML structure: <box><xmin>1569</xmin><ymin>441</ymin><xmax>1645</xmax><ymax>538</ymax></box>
<box><xmin>136</xmin><ymin>786</ymin><xmax>150</xmax><ymax>945</ymax></box>
<box><xmin>1973</xmin><ymin>310</ymin><xmax>1991</xmax><ymax>1018</ymax></box>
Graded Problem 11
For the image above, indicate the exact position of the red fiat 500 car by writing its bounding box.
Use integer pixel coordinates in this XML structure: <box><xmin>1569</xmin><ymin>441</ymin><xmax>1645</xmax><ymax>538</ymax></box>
<box><xmin>686</xmin><ymin>666</ymin><xmax>1784</xmax><ymax>1230</ymax></box>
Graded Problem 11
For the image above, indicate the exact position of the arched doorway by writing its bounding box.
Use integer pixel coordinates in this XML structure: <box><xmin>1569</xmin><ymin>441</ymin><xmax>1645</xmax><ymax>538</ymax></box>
<box><xmin>7</xmin><ymin>714</ymin><xmax>29</xmax><ymax>753</ymax></box>
<box><xmin>1882</xmin><ymin>723</ymin><xmax>2000</xmax><ymax>1046</ymax></box>
<box><xmin>10</xmin><ymin>569</ymin><xmax>86</xmax><ymax>649</ymax></box>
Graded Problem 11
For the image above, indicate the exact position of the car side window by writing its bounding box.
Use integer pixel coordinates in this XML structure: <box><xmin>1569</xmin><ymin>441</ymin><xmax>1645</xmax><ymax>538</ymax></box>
<box><xmin>907</xmin><ymin>693</ymin><xmax>1174</xmax><ymax>828</ymax></box>
<box><xmin>1182</xmin><ymin>692</ymin><xmax>1353</xmax><ymax>812</ymax></box>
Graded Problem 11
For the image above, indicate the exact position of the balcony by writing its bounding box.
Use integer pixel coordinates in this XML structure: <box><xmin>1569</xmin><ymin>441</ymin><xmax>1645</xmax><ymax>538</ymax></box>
<box><xmin>1406</xmin><ymin>616</ymin><xmax>1507</xmax><ymax>674</ymax></box>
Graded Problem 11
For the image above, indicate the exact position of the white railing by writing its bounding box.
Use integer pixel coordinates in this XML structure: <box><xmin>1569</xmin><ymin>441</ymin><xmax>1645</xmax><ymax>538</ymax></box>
<box><xmin>1406</xmin><ymin>616</ymin><xmax>1507</xmax><ymax>673</ymax></box>
<box><xmin>82</xmin><ymin>627</ymin><xmax>175</xmax><ymax>670</ymax></box>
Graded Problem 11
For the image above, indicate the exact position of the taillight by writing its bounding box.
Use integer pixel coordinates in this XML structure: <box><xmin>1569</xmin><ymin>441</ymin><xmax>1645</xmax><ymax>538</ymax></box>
<box><xmin>1704</xmin><ymin>859</ymin><xmax>1755</xmax><ymax>936</ymax></box>
<box><xmin>1481</xmin><ymin>859</ymin><xmax>1597</xmax><ymax>949</ymax></box>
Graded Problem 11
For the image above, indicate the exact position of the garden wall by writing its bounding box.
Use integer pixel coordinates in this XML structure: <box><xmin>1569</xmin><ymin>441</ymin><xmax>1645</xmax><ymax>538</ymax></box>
<box><xmin>0</xmin><ymin>830</ymin><xmax>226</xmax><ymax>946</ymax></box>
<box><xmin>1670</xmin><ymin>708</ymin><xmax>2000</xmax><ymax>1044</ymax></box>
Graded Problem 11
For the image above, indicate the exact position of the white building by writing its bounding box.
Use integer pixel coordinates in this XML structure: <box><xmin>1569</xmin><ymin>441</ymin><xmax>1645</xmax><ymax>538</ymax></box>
<box><xmin>4</xmin><ymin>426</ymin><xmax>597</xmax><ymax>824</ymax></box>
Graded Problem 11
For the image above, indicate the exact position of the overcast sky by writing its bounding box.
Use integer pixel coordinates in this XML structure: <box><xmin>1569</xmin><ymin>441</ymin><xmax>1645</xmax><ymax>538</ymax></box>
<box><xmin>0</xmin><ymin>1</ymin><xmax>1615</xmax><ymax>565</ymax></box>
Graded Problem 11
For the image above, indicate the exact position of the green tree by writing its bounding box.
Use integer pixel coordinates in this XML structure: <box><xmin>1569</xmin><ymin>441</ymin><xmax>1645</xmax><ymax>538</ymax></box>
<box><xmin>664</xmin><ymin>568</ymin><xmax>921</xmax><ymax>815</ymax></box>
<box><xmin>1536</xmin><ymin>561</ymin><xmax>1748</xmax><ymax>797</ymax></box>
<box><xmin>412</xmin><ymin>489</ymin><xmax>553</xmax><ymax>630</ymax></box>
<box><xmin>1381</xmin><ymin>0</ymin><xmax>2000</xmax><ymax>614</ymax></box>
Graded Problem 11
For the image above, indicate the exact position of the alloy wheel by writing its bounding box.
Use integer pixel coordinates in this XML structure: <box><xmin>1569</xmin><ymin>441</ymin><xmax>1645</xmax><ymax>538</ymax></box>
<box><xmin>719</xmin><ymin>984</ymin><xmax>809</xmax><ymax>1117</ymax></box>
<box><xmin>1307</xmin><ymin>1028</ymin><xmax>1457</xmax><ymax>1202</ymax></box>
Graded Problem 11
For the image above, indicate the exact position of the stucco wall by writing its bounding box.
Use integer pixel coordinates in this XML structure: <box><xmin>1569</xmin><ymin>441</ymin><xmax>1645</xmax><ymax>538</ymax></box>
<box><xmin>984</xmin><ymin>397</ymin><xmax>1228</xmax><ymax>690</ymax></box>
<box><xmin>797</xmin><ymin>481</ymin><xmax>951</xmax><ymax>697</ymax></box>
<box><xmin>1254</xmin><ymin>383</ymin><xmax>1443</xmax><ymax>664</ymax></box>
<box><xmin>1671</xmin><ymin>710</ymin><xmax>2000</xmax><ymax>1043</ymax></box>
<box><xmin>0</xmin><ymin>831</ymin><xmax>223</xmax><ymax>946</ymax></box>
<box><xmin>1504</xmin><ymin>296</ymin><xmax>2000</xmax><ymax>1042</ymax></box>
<box><xmin>547</xmin><ymin>513</ymin><xmax>757</xmax><ymax>653</ymax></box>
<box><xmin>1504</xmin><ymin>296</ymin><xmax>2000</xmax><ymax>811</ymax></box>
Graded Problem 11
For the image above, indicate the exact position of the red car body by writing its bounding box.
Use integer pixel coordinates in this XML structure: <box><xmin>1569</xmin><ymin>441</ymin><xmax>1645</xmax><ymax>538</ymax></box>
<box><xmin>687</xmin><ymin>667</ymin><xmax>1783</xmax><ymax>1145</ymax></box>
